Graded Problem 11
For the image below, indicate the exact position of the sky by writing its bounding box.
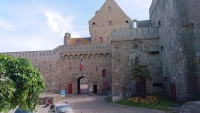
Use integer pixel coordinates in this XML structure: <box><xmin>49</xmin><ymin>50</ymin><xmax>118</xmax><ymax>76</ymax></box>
<box><xmin>0</xmin><ymin>0</ymin><xmax>152</xmax><ymax>53</ymax></box>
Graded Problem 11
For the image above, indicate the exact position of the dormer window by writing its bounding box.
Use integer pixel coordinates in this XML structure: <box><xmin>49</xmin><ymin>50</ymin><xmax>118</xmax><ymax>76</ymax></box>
<box><xmin>76</xmin><ymin>40</ymin><xmax>81</xmax><ymax>45</ymax></box>
<box><xmin>108</xmin><ymin>7</ymin><xmax>111</xmax><ymax>11</ymax></box>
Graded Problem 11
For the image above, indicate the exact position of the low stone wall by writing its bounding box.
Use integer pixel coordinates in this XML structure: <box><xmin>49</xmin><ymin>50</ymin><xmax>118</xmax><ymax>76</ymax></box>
<box><xmin>38</xmin><ymin>92</ymin><xmax>61</xmax><ymax>105</ymax></box>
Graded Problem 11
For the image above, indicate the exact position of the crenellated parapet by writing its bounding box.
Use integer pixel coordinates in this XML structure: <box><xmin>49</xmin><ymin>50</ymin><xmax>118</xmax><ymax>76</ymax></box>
<box><xmin>111</xmin><ymin>27</ymin><xmax>159</xmax><ymax>42</ymax></box>
<box><xmin>1</xmin><ymin>43</ymin><xmax>111</xmax><ymax>58</ymax></box>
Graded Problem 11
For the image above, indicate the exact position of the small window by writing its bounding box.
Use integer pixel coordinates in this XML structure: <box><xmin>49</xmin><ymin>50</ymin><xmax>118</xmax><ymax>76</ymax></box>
<box><xmin>99</xmin><ymin>37</ymin><xmax>103</xmax><ymax>43</ymax></box>
<box><xmin>93</xmin><ymin>22</ymin><xmax>95</xmax><ymax>25</ymax></box>
<box><xmin>126</xmin><ymin>20</ymin><xmax>128</xmax><ymax>23</ymax></box>
<box><xmin>109</xmin><ymin>20</ymin><xmax>112</xmax><ymax>25</ymax></box>
<box><xmin>182</xmin><ymin>22</ymin><xmax>194</xmax><ymax>30</ymax></box>
<box><xmin>108</xmin><ymin>7</ymin><xmax>111</xmax><ymax>11</ymax></box>
<box><xmin>102</xmin><ymin>70</ymin><xmax>106</xmax><ymax>77</ymax></box>
<box><xmin>158</xmin><ymin>20</ymin><xmax>161</xmax><ymax>26</ymax></box>
<box><xmin>161</xmin><ymin>45</ymin><xmax>164</xmax><ymax>51</ymax></box>
<box><xmin>76</xmin><ymin>40</ymin><xmax>80</xmax><ymax>45</ymax></box>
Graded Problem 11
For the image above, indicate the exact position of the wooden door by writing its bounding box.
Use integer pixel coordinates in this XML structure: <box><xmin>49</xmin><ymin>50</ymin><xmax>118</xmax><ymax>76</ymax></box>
<box><xmin>170</xmin><ymin>83</ymin><xmax>177</xmax><ymax>101</ymax></box>
<box><xmin>68</xmin><ymin>83</ymin><xmax>72</xmax><ymax>94</ymax></box>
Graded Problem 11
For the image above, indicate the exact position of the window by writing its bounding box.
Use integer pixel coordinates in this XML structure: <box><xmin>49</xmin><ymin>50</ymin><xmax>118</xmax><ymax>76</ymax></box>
<box><xmin>99</xmin><ymin>37</ymin><xmax>103</xmax><ymax>43</ymax></box>
<box><xmin>102</xmin><ymin>70</ymin><xmax>106</xmax><ymax>77</ymax></box>
<box><xmin>93</xmin><ymin>22</ymin><xmax>95</xmax><ymax>25</ymax></box>
<box><xmin>182</xmin><ymin>22</ymin><xmax>194</xmax><ymax>30</ymax></box>
<box><xmin>126</xmin><ymin>20</ymin><xmax>128</xmax><ymax>23</ymax></box>
<box><xmin>108</xmin><ymin>7</ymin><xmax>111</xmax><ymax>11</ymax></box>
<box><xmin>109</xmin><ymin>20</ymin><xmax>112</xmax><ymax>25</ymax></box>
<box><xmin>76</xmin><ymin>40</ymin><xmax>81</xmax><ymax>45</ymax></box>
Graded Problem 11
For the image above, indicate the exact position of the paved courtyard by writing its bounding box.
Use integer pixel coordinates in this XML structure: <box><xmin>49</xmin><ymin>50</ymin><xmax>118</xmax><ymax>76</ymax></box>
<box><xmin>37</xmin><ymin>95</ymin><xmax>166</xmax><ymax>113</ymax></box>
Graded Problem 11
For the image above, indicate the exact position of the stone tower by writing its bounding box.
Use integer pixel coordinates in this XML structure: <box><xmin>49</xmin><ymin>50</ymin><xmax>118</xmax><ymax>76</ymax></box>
<box><xmin>89</xmin><ymin>0</ymin><xmax>132</xmax><ymax>44</ymax></box>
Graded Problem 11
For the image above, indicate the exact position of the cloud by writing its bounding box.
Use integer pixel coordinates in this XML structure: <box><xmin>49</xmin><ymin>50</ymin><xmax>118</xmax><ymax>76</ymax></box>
<box><xmin>0</xmin><ymin>18</ymin><xmax>15</xmax><ymax>31</ymax></box>
<box><xmin>44</xmin><ymin>10</ymin><xmax>75</xmax><ymax>36</ymax></box>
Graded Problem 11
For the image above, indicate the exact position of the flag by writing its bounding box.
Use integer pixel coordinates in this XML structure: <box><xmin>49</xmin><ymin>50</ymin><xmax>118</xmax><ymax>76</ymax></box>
<box><xmin>80</xmin><ymin>59</ymin><xmax>83</xmax><ymax>69</ymax></box>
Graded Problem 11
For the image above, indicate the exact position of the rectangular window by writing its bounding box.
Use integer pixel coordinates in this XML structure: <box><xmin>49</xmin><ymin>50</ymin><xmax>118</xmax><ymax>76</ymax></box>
<box><xmin>99</xmin><ymin>37</ymin><xmax>103</xmax><ymax>43</ymax></box>
<box><xmin>102</xmin><ymin>70</ymin><xmax>106</xmax><ymax>77</ymax></box>
<box><xmin>109</xmin><ymin>20</ymin><xmax>112</xmax><ymax>25</ymax></box>
<box><xmin>108</xmin><ymin>7</ymin><xmax>111</xmax><ymax>11</ymax></box>
<box><xmin>76</xmin><ymin>40</ymin><xmax>80</xmax><ymax>45</ymax></box>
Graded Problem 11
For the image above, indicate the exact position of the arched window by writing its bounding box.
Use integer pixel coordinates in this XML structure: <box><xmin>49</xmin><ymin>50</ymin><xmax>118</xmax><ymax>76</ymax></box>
<box><xmin>102</xmin><ymin>70</ymin><xmax>106</xmax><ymax>77</ymax></box>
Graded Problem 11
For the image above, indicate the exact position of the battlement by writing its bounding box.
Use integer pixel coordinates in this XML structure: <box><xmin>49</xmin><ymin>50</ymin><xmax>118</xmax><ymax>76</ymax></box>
<box><xmin>111</xmin><ymin>27</ymin><xmax>159</xmax><ymax>41</ymax></box>
<box><xmin>149</xmin><ymin>0</ymin><xmax>158</xmax><ymax>18</ymax></box>
<box><xmin>1</xmin><ymin>43</ymin><xmax>111</xmax><ymax>58</ymax></box>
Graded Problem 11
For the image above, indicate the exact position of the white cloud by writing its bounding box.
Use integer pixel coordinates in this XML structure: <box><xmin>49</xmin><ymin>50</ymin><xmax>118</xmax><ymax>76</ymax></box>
<box><xmin>44</xmin><ymin>10</ymin><xmax>75</xmax><ymax>36</ymax></box>
<box><xmin>0</xmin><ymin>18</ymin><xmax>15</xmax><ymax>31</ymax></box>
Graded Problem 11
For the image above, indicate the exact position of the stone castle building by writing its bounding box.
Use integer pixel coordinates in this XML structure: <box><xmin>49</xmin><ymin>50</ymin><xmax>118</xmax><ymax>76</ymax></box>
<box><xmin>1</xmin><ymin>0</ymin><xmax>200</xmax><ymax>103</ymax></box>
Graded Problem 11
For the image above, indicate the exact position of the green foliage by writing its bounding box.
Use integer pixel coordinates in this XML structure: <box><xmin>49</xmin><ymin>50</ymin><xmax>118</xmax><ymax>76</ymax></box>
<box><xmin>115</xmin><ymin>95</ymin><xmax>176</xmax><ymax>111</ymax></box>
<box><xmin>132</xmin><ymin>65</ymin><xmax>151</xmax><ymax>82</ymax></box>
<box><xmin>0</xmin><ymin>54</ymin><xmax>45</xmax><ymax>112</ymax></box>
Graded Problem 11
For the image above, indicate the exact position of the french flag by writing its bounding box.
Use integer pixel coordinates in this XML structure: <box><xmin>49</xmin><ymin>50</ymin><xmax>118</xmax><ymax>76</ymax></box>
<box><xmin>80</xmin><ymin>59</ymin><xmax>83</xmax><ymax>69</ymax></box>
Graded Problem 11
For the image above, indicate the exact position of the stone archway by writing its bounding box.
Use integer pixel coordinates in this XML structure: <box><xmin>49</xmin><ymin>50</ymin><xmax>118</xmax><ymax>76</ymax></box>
<box><xmin>77</xmin><ymin>75</ymin><xmax>89</xmax><ymax>94</ymax></box>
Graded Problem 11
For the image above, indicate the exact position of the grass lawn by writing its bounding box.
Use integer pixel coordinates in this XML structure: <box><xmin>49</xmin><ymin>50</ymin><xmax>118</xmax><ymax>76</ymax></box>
<box><xmin>115</xmin><ymin>95</ymin><xmax>177</xmax><ymax>111</ymax></box>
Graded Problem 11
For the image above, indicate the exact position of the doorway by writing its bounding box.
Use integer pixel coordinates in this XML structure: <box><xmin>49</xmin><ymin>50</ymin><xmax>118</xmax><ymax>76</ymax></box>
<box><xmin>68</xmin><ymin>83</ymin><xmax>72</xmax><ymax>94</ymax></box>
<box><xmin>77</xmin><ymin>76</ymin><xmax>88</xmax><ymax>94</ymax></box>
<box><xmin>93</xmin><ymin>84</ymin><xmax>97</xmax><ymax>94</ymax></box>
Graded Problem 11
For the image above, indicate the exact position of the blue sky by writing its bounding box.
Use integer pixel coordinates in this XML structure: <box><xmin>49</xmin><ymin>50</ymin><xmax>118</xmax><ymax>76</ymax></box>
<box><xmin>0</xmin><ymin>0</ymin><xmax>152</xmax><ymax>52</ymax></box>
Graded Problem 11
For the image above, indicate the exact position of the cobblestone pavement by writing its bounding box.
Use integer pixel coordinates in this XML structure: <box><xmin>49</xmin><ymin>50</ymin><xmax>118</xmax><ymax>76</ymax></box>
<box><xmin>8</xmin><ymin>95</ymin><xmax>167</xmax><ymax>113</ymax></box>
<box><xmin>55</xmin><ymin>95</ymin><xmax>165</xmax><ymax>113</ymax></box>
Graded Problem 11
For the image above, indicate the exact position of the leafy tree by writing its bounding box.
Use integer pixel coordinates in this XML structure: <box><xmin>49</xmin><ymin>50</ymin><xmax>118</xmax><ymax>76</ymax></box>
<box><xmin>0</xmin><ymin>54</ymin><xmax>45</xmax><ymax>112</ymax></box>
<box><xmin>132</xmin><ymin>65</ymin><xmax>151</xmax><ymax>98</ymax></box>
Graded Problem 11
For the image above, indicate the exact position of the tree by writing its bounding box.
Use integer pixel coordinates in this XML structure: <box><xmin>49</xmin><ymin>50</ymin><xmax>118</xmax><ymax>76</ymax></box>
<box><xmin>132</xmin><ymin>65</ymin><xmax>151</xmax><ymax>98</ymax></box>
<box><xmin>0</xmin><ymin>54</ymin><xmax>45</xmax><ymax>112</ymax></box>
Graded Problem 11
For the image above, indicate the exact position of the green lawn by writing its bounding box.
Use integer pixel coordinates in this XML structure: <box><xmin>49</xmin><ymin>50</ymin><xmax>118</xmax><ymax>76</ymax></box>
<box><xmin>115</xmin><ymin>95</ymin><xmax>177</xmax><ymax>111</ymax></box>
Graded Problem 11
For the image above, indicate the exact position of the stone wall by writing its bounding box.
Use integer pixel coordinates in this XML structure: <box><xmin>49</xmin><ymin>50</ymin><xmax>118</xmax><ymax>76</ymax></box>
<box><xmin>1</xmin><ymin>43</ymin><xmax>112</xmax><ymax>94</ymax></box>
<box><xmin>111</xmin><ymin>27</ymin><xmax>159</xmax><ymax>41</ymax></box>
<box><xmin>111</xmin><ymin>28</ymin><xmax>162</xmax><ymax>101</ymax></box>
<box><xmin>89</xmin><ymin>0</ymin><xmax>131</xmax><ymax>44</ymax></box>
<box><xmin>150</xmin><ymin>0</ymin><xmax>200</xmax><ymax>103</ymax></box>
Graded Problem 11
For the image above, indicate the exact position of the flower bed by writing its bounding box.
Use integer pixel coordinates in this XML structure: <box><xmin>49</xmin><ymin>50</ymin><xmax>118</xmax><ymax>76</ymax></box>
<box><xmin>128</xmin><ymin>96</ymin><xmax>159</xmax><ymax>104</ymax></box>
